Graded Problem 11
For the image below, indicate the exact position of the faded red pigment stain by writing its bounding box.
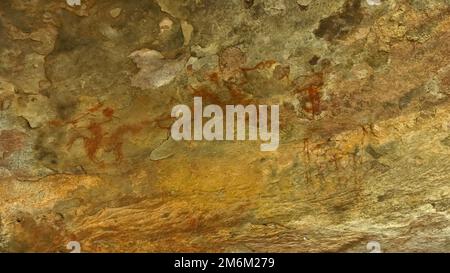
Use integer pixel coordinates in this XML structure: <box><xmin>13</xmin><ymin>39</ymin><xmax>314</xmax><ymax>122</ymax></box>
<box><xmin>187</xmin><ymin>59</ymin><xmax>281</xmax><ymax>108</ymax></box>
<box><xmin>0</xmin><ymin>129</ymin><xmax>26</xmax><ymax>160</ymax></box>
<box><xmin>48</xmin><ymin>119</ymin><xmax>64</xmax><ymax>127</ymax></box>
<box><xmin>102</xmin><ymin>107</ymin><xmax>115</xmax><ymax>118</ymax></box>
<box><xmin>306</xmin><ymin>85</ymin><xmax>321</xmax><ymax>116</ymax></box>
<box><xmin>208</xmin><ymin>72</ymin><xmax>220</xmax><ymax>85</ymax></box>
<box><xmin>49</xmin><ymin>103</ymin><xmax>154</xmax><ymax>164</ymax></box>
<box><xmin>225</xmin><ymin>83</ymin><xmax>252</xmax><ymax>105</ymax></box>
<box><xmin>294</xmin><ymin>71</ymin><xmax>325</xmax><ymax>118</ymax></box>
<box><xmin>67</xmin><ymin>122</ymin><xmax>104</xmax><ymax>162</ymax></box>
<box><xmin>189</xmin><ymin>85</ymin><xmax>222</xmax><ymax>106</ymax></box>
<box><xmin>67</xmin><ymin>120</ymin><xmax>149</xmax><ymax>163</ymax></box>
<box><xmin>85</xmin><ymin>122</ymin><xmax>104</xmax><ymax>161</ymax></box>
<box><xmin>240</xmin><ymin>60</ymin><xmax>277</xmax><ymax>73</ymax></box>
<box><xmin>186</xmin><ymin>64</ymin><xmax>194</xmax><ymax>76</ymax></box>
<box><xmin>88</xmin><ymin>102</ymin><xmax>104</xmax><ymax>113</ymax></box>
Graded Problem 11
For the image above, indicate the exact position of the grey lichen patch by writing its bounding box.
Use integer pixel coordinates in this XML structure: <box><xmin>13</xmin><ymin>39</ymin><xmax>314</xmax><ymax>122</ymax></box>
<box><xmin>66</xmin><ymin>0</ymin><xmax>81</xmax><ymax>7</ymax></box>
<box><xmin>129</xmin><ymin>49</ymin><xmax>187</xmax><ymax>90</ymax></box>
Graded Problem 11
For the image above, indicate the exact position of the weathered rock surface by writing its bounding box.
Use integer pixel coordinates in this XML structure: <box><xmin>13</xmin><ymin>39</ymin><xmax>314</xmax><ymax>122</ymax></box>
<box><xmin>0</xmin><ymin>0</ymin><xmax>449</xmax><ymax>252</ymax></box>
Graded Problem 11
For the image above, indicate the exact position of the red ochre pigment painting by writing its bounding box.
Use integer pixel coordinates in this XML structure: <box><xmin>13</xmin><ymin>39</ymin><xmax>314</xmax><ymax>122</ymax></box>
<box><xmin>0</xmin><ymin>0</ymin><xmax>449</xmax><ymax>253</ymax></box>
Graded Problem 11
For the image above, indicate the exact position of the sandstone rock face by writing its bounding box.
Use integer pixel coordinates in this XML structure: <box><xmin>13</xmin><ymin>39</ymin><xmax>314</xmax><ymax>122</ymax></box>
<box><xmin>0</xmin><ymin>0</ymin><xmax>449</xmax><ymax>252</ymax></box>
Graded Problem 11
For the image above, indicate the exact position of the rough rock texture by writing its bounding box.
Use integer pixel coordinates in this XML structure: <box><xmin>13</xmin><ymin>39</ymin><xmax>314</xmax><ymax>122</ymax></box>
<box><xmin>0</xmin><ymin>0</ymin><xmax>449</xmax><ymax>252</ymax></box>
